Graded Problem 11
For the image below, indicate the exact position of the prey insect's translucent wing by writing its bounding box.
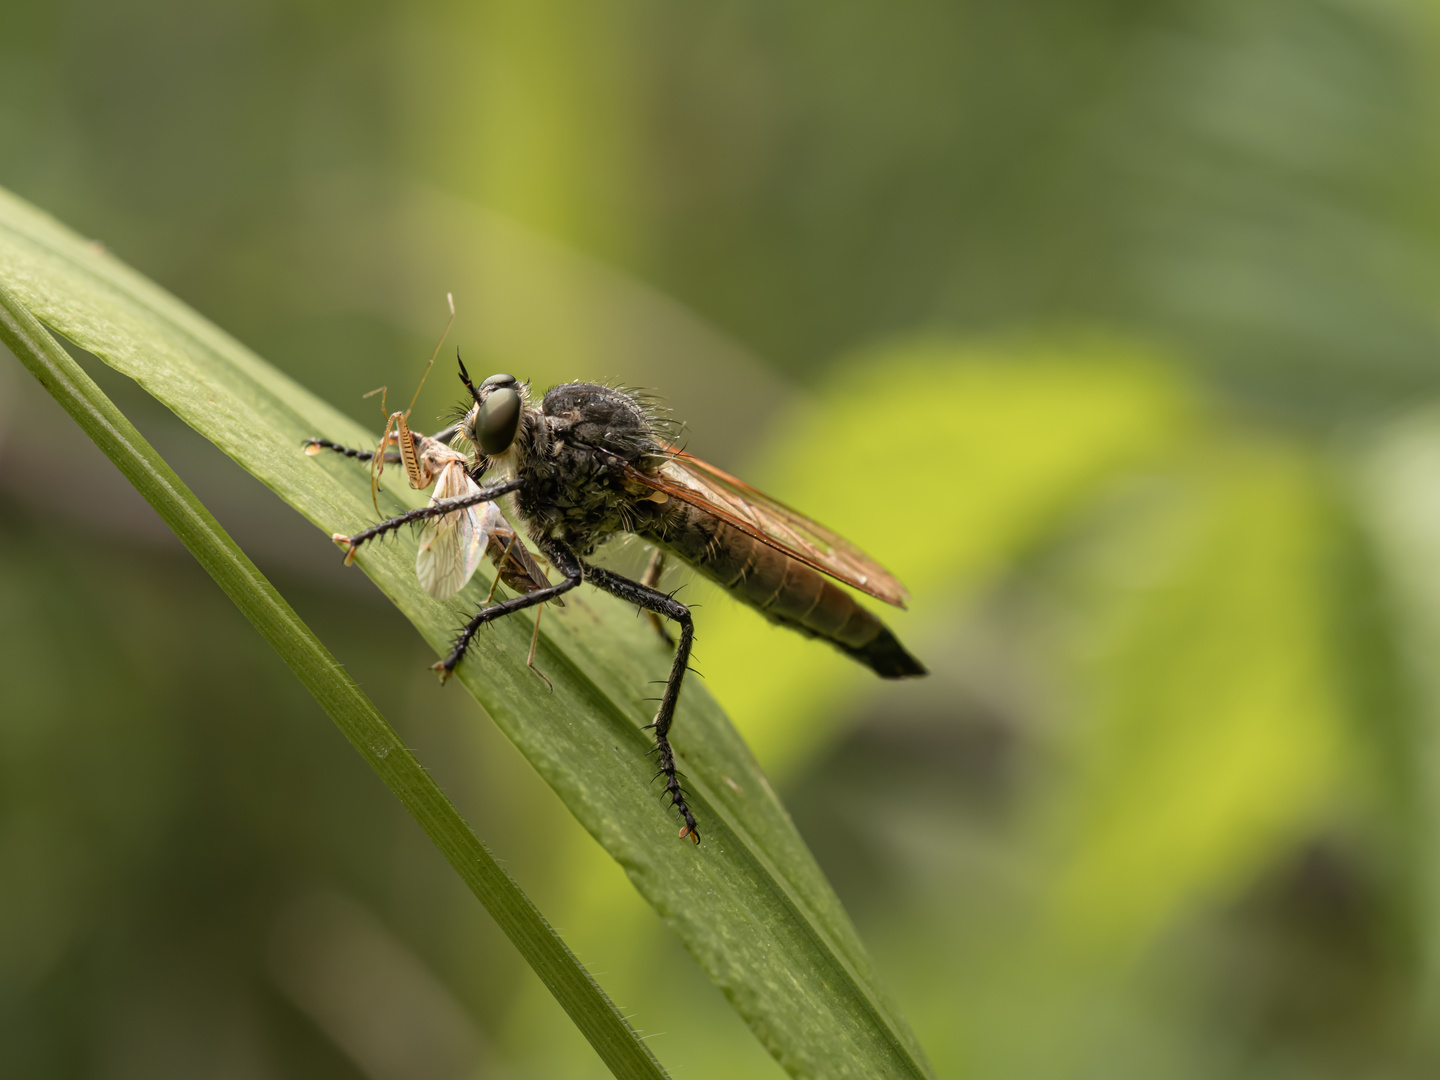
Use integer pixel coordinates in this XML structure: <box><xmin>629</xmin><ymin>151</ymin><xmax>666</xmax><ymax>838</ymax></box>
<box><xmin>627</xmin><ymin>446</ymin><xmax>910</xmax><ymax>608</ymax></box>
<box><xmin>416</xmin><ymin>462</ymin><xmax>493</xmax><ymax>599</ymax></box>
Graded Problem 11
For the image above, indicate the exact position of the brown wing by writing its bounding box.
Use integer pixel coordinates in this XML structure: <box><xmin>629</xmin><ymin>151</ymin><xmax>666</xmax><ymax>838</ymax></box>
<box><xmin>625</xmin><ymin>447</ymin><xmax>910</xmax><ymax>608</ymax></box>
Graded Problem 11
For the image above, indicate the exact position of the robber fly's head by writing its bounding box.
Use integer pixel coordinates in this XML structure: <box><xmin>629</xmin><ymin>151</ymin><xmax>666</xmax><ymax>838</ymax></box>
<box><xmin>457</xmin><ymin>354</ymin><xmax>527</xmax><ymax>457</ymax></box>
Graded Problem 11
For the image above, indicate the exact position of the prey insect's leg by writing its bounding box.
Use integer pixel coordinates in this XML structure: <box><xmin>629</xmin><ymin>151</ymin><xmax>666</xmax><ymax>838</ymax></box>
<box><xmin>526</xmin><ymin>607</ymin><xmax>552</xmax><ymax>692</ymax></box>
<box><xmin>483</xmin><ymin>534</ymin><xmax>554</xmax><ymax>691</ymax></box>
<box><xmin>580</xmin><ymin>562</ymin><xmax>700</xmax><ymax>844</ymax></box>
<box><xmin>638</xmin><ymin>548</ymin><xmax>674</xmax><ymax>648</ymax></box>
<box><xmin>484</xmin><ymin>531</ymin><xmax>521</xmax><ymax>604</ymax></box>
<box><xmin>483</xmin><ymin>569</ymin><xmax>503</xmax><ymax>605</ymax></box>
<box><xmin>332</xmin><ymin>478</ymin><xmax>525</xmax><ymax>563</ymax></box>
<box><xmin>436</xmin><ymin>539</ymin><xmax>583</xmax><ymax>681</ymax></box>
<box><xmin>639</xmin><ymin>548</ymin><xmax>667</xmax><ymax>588</ymax></box>
<box><xmin>482</xmin><ymin>573</ymin><xmax>553</xmax><ymax>690</ymax></box>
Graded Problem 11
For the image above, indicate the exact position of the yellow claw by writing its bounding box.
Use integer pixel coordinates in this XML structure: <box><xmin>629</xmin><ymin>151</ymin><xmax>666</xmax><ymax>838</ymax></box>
<box><xmin>431</xmin><ymin>660</ymin><xmax>453</xmax><ymax>684</ymax></box>
<box><xmin>304</xmin><ymin>443</ymin><xmax>322</xmax><ymax>456</ymax></box>
<box><xmin>331</xmin><ymin>533</ymin><xmax>358</xmax><ymax>565</ymax></box>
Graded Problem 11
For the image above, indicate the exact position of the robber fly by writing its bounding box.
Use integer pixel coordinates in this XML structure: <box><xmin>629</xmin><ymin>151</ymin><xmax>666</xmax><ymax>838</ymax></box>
<box><xmin>307</xmin><ymin>359</ymin><xmax>925</xmax><ymax>843</ymax></box>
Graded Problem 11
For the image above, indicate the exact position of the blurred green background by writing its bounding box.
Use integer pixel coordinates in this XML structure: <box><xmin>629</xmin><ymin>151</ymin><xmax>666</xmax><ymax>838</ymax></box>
<box><xmin>5</xmin><ymin>0</ymin><xmax>1440</xmax><ymax>1076</ymax></box>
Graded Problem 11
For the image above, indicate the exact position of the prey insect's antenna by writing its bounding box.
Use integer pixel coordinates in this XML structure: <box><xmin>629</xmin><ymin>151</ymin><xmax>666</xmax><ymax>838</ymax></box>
<box><xmin>409</xmin><ymin>291</ymin><xmax>456</xmax><ymax>416</ymax></box>
<box><xmin>365</xmin><ymin>293</ymin><xmax>458</xmax><ymax>512</ymax></box>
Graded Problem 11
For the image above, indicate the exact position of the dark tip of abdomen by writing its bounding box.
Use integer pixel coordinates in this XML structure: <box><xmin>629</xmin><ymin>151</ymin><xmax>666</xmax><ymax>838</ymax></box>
<box><xmin>843</xmin><ymin>626</ymin><xmax>927</xmax><ymax>678</ymax></box>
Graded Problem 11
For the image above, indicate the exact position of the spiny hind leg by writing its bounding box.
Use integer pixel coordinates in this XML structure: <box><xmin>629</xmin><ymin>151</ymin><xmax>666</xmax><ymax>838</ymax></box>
<box><xmin>639</xmin><ymin>548</ymin><xmax>675</xmax><ymax>648</ymax></box>
<box><xmin>581</xmin><ymin>561</ymin><xmax>699</xmax><ymax>843</ymax></box>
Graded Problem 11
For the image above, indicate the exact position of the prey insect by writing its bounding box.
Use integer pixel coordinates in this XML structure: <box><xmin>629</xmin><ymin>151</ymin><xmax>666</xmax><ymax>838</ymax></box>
<box><xmin>304</xmin><ymin>297</ymin><xmax>562</xmax><ymax>688</ymax></box>
<box><xmin>307</xmin><ymin>359</ymin><xmax>926</xmax><ymax>843</ymax></box>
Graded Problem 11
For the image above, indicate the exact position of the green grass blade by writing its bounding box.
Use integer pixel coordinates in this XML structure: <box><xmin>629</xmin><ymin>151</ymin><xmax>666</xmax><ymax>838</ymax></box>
<box><xmin>0</xmin><ymin>185</ymin><xmax>934</xmax><ymax>1079</ymax></box>
<box><xmin>0</xmin><ymin>279</ymin><xmax>668</xmax><ymax>1080</ymax></box>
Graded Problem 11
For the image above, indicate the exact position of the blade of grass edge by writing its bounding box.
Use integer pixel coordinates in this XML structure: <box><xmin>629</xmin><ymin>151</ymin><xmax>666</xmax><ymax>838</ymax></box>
<box><xmin>0</xmin><ymin>279</ymin><xmax>670</xmax><ymax>1080</ymax></box>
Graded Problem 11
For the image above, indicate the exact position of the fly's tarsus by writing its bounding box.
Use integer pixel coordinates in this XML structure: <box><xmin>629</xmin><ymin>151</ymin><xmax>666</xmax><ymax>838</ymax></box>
<box><xmin>331</xmin><ymin>533</ymin><xmax>360</xmax><ymax>565</ymax></box>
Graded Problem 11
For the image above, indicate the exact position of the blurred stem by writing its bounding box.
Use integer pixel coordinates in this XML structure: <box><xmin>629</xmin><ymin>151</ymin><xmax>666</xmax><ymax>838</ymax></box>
<box><xmin>0</xmin><ymin>280</ymin><xmax>669</xmax><ymax>1080</ymax></box>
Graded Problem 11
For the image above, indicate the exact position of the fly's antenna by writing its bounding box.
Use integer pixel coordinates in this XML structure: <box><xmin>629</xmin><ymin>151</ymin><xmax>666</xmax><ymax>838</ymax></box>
<box><xmin>457</xmin><ymin>349</ymin><xmax>483</xmax><ymax>407</ymax></box>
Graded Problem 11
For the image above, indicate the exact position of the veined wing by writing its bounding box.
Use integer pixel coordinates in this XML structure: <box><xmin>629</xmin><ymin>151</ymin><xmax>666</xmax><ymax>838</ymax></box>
<box><xmin>627</xmin><ymin>447</ymin><xmax>910</xmax><ymax>608</ymax></box>
<box><xmin>416</xmin><ymin>461</ymin><xmax>491</xmax><ymax>599</ymax></box>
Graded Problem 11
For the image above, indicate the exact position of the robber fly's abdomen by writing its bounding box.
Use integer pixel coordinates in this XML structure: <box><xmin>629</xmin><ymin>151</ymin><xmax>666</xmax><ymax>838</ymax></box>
<box><xmin>654</xmin><ymin>504</ymin><xmax>924</xmax><ymax>678</ymax></box>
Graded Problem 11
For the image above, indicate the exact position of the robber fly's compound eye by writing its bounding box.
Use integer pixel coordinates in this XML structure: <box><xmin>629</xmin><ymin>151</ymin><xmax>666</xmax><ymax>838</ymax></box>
<box><xmin>478</xmin><ymin>386</ymin><xmax>522</xmax><ymax>455</ymax></box>
<box><xmin>481</xmin><ymin>372</ymin><xmax>517</xmax><ymax>390</ymax></box>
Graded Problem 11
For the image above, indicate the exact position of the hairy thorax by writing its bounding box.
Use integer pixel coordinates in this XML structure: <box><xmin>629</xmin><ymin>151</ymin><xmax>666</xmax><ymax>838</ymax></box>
<box><xmin>509</xmin><ymin>382</ymin><xmax>665</xmax><ymax>556</ymax></box>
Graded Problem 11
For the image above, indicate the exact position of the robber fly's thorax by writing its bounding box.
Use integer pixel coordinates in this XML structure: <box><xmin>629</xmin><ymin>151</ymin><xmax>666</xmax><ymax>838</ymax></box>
<box><xmin>489</xmin><ymin>382</ymin><xmax>664</xmax><ymax>554</ymax></box>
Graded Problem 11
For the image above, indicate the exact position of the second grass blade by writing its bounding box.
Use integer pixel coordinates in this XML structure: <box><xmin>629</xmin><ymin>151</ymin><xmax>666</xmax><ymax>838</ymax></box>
<box><xmin>0</xmin><ymin>279</ymin><xmax>669</xmax><ymax>1080</ymax></box>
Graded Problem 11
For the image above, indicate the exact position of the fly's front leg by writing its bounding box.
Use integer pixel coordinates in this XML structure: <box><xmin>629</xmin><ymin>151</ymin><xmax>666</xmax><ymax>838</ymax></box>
<box><xmin>302</xmin><ymin>423</ymin><xmax>461</xmax><ymax>462</ymax></box>
<box><xmin>581</xmin><ymin>562</ymin><xmax>700</xmax><ymax>844</ymax></box>
<box><xmin>436</xmin><ymin>539</ymin><xmax>582</xmax><ymax>683</ymax></box>
<box><xmin>331</xmin><ymin>478</ymin><xmax>525</xmax><ymax>564</ymax></box>
<box><xmin>639</xmin><ymin>548</ymin><xmax>675</xmax><ymax>648</ymax></box>
<box><xmin>303</xmin><ymin>439</ymin><xmax>398</xmax><ymax>463</ymax></box>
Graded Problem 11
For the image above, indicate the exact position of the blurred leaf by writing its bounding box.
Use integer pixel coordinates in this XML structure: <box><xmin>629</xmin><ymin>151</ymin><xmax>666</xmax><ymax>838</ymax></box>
<box><xmin>1051</xmin><ymin>438</ymin><xmax>1349</xmax><ymax>949</ymax></box>
<box><xmin>1354</xmin><ymin>412</ymin><xmax>1440</xmax><ymax>1037</ymax></box>
<box><xmin>503</xmin><ymin>829</ymin><xmax>791</xmax><ymax>1080</ymax></box>
<box><xmin>894</xmin><ymin>435</ymin><xmax>1384</xmax><ymax>1079</ymax></box>
<box><xmin>287</xmin><ymin>178</ymin><xmax>792</xmax><ymax>466</ymax></box>
<box><xmin>0</xmin><ymin>185</ymin><xmax>933</xmax><ymax>1079</ymax></box>
<box><xmin>700</xmin><ymin>336</ymin><xmax>1195</xmax><ymax>773</ymax></box>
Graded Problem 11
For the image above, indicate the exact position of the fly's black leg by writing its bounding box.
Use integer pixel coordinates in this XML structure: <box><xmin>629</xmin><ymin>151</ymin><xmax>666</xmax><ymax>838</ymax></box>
<box><xmin>303</xmin><ymin>438</ymin><xmax>398</xmax><ymax>463</ymax></box>
<box><xmin>581</xmin><ymin>561</ymin><xmax>700</xmax><ymax>844</ymax></box>
<box><xmin>303</xmin><ymin>424</ymin><xmax>461</xmax><ymax>462</ymax></box>
<box><xmin>435</xmin><ymin>538</ymin><xmax>583</xmax><ymax>681</ymax></box>
<box><xmin>638</xmin><ymin>549</ymin><xmax>675</xmax><ymax>648</ymax></box>
<box><xmin>332</xmin><ymin>478</ymin><xmax>525</xmax><ymax>562</ymax></box>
